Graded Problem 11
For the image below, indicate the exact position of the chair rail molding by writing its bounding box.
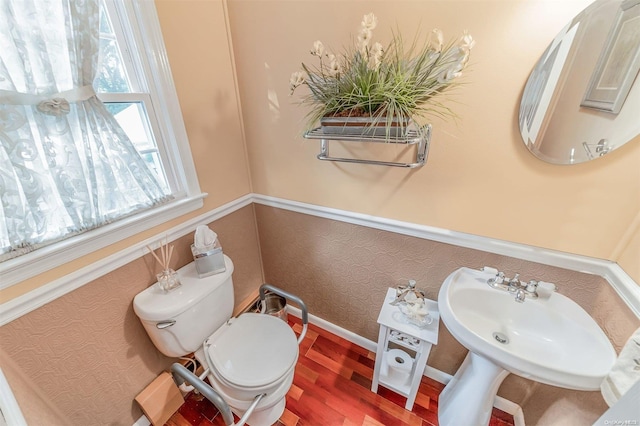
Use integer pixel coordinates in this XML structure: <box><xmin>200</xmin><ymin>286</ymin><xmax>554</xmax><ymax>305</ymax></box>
<box><xmin>252</xmin><ymin>194</ymin><xmax>640</xmax><ymax>318</ymax></box>
<box><xmin>2</xmin><ymin>193</ymin><xmax>638</xmax><ymax>326</ymax></box>
<box><xmin>0</xmin><ymin>194</ymin><xmax>253</xmax><ymax>326</ymax></box>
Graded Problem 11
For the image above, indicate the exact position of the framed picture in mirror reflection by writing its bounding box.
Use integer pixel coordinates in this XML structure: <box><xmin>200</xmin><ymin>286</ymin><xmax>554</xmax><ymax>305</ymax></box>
<box><xmin>581</xmin><ymin>0</ymin><xmax>640</xmax><ymax>114</ymax></box>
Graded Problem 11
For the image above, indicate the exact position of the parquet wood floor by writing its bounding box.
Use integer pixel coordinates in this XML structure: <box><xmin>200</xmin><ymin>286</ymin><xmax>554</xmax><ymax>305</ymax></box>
<box><xmin>165</xmin><ymin>316</ymin><xmax>515</xmax><ymax>426</ymax></box>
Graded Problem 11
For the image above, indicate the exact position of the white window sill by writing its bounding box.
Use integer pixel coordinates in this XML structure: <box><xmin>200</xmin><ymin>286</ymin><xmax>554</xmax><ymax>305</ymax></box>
<box><xmin>0</xmin><ymin>193</ymin><xmax>206</xmax><ymax>290</ymax></box>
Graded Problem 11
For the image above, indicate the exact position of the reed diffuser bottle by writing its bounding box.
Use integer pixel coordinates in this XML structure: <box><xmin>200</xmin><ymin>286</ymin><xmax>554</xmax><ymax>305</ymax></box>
<box><xmin>147</xmin><ymin>238</ymin><xmax>181</xmax><ymax>292</ymax></box>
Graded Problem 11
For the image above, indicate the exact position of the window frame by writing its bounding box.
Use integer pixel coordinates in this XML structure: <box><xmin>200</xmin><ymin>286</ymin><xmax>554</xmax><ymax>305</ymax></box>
<box><xmin>0</xmin><ymin>0</ymin><xmax>204</xmax><ymax>289</ymax></box>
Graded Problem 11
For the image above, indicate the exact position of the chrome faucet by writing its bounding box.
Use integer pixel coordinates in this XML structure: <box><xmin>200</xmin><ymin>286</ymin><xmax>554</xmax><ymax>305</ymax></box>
<box><xmin>487</xmin><ymin>272</ymin><xmax>508</xmax><ymax>290</ymax></box>
<box><xmin>486</xmin><ymin>270</ymin><xmax>539</xmax><ymax>302</ymax></box>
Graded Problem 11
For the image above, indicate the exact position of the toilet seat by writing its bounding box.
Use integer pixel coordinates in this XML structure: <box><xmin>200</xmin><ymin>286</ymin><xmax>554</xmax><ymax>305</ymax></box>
<box><xmin>205</xmin><ymin>313</ymin><xmax>299</xmax><ymax>389</ymax></box>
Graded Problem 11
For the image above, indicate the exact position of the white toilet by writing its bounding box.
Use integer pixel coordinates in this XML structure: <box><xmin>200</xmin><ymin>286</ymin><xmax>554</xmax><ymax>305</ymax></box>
<box><xmin>133</xmin><ymin>255</ymin><xmax>304</xmax><ymax>426</ymax></box>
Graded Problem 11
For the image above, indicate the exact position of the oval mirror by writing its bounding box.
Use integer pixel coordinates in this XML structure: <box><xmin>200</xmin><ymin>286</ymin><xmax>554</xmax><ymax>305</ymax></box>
<box><xmin>519</xmin><ymin>0</ymin><xmax>640</xmax><ymax>164</ymax></box>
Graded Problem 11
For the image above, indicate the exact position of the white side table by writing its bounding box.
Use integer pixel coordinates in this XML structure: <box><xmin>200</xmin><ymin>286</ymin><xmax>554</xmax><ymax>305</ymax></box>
<box><xmin>371</xmin><ymin>288</ymin><xmax>439</xmax><ymax>410</ymax></box>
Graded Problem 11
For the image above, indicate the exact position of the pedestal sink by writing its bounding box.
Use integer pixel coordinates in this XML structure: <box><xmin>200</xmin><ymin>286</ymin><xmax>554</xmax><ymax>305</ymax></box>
<box><xmin>437</xmin><ymin>267</ymin><xmax>616</xmax><ymax>426</ymax></box>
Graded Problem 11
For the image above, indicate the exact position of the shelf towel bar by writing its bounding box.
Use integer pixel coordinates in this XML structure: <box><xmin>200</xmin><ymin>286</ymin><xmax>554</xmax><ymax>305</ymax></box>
<box><xmin>303</xmin><ymin>124</ymin><xmax>431</xmax><ymax>168</ymax></box>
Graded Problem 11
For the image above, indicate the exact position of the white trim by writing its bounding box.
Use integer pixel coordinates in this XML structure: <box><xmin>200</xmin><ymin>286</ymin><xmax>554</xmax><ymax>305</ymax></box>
<box><xmin>0</xmin><ymin>368</ymin><xmax>27</xmax><ymax>426</ymax></box>
<box><xmin>286</xmin><ymin>306</ymin><xmax>525</xmax><ymax>425</ymax></box>
<box><xmin>421</xmin><ymin>363</ymin><xmax>523</xmax><ymax>425</ymax></box>
<box><xmin>3</xmin><ymin>193</ymin><xmax>638</xmax><ymax>324</ymax></box>
<box><xmin>601</xmin><ymin>264</ymin><xmax>640</xmax><ymax>319</ymax></box>
<box><xmin>130</xmin><ymin>307</ymin><xmax>525</xmax><ymax>426</ymax></box>
<box><xmin>253</xmin><ymin>194</ymin><xmax>640</xmax><ymax>318</ymax></box>
<box><xmin>0</xmin><ymin>0</ymin><xmax>203</xmax><ymax>291</ymax></box>
<box><xmin>0</xmin><ymin>195</ymin><xmax>206</xmax><ymax>290</ymax></box>
<box><xmin>114</xmin><ymin>0</ymin><xmax>201</xmax><ymax>196</ymax></box>
<box><xmin>511</xmin><ymin>406</ymin><xmax>526</xmax><ymax>426</ymax></box>
<box><xmin>126</xmin><ymin>0</ymin><xmax>201</xmax><ymax>197</ymax></box>
<box><xmin>290</xmin><ymin>305</ymin><xmax>378</xmax><ymax>353</ymax></box>
<box><xmin>0</xmin><ymin>195</ymin><xmax>252</xmax><ymax>326</ymax></box>
<box><xmin>423</xmin><ymin>365</ymin><xmax>453</xmax><ymax>385</ymax></box>
<box><xmin>132</xmin><ymin>414</ymin><xmax>151</xmax><ymax>426</ymax></box>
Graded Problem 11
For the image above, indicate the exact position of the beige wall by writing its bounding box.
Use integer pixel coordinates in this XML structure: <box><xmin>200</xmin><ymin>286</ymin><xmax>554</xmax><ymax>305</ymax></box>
<box><xmin>227</xmin><ymin>0</ymin><xmax>640</xmax><ymax>268</ymax></box>
<box><xmin>3</xmin><ymin>0</ymin><xmax>638</xmax><ymax>311</ymax></box>
<box><xmin>1</xmin><ymin>0</ymin><xmax>639</xmax><ymax>423</ymax></box>
<box><xmin>615</xmin><ymin>212</ymin><xmax>640</xmax><ymax>282</ymax></box>
<box><xmin>254</xmin><ymin>204</ymin><xmax>639</xmax><ymax>425</ymax></box>
<box><xmin>0</xmin><ymin>206</ymin><xmax>264</xmax><ymax>425</ymax></box>
<box><xmin>0</xmin><ymin>0</ymin><xmax>252</xmax><ymax>302</ymax></box>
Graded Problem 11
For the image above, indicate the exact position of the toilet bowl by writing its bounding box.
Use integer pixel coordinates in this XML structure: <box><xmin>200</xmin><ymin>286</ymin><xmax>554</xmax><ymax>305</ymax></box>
<box><xmin>198</xmin><ymin>313</ymin><xmax>299</xmax><ymax>424</ymax></box>
<box><xmin>133</xmin><ymin>256</ymin><xmax>303</xmax><ymax>425</ymax></box>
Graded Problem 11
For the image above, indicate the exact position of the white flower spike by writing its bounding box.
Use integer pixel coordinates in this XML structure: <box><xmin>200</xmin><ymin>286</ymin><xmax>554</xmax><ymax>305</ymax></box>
<box><xmin>431</xmin><ymin>28</ymin><xmax>444</xmax><ymax>52</ymax></box>
<box><xmin>289</xmin><ymin>71</ymin><xmax>305</xmax><ymax>93</ymax></box>
<box><xmin>370</xmin><ymin>42</ymin><xmax>384</xmax><ymax>69</ymax></box>
<box><xmin>328</xmin><ymin>57</ymin><xmax>341</xmax><ymax>76</ymax></box>
<box><xmin>371</xmin><ymin>42</ymin><xmax>384</xmax><ymax>57</ymax></box>
<box><xmin>461</xmin><ymin>31</ymin><xmax>476</xmax><ymax>50</ymax></box>
<box><xmin>358</xmin><ymin>28</ymin><xmax>373</xmax><ymax>51</ymax></box>
<box><xmin>311</xmin><ymin>40</ymin><xmax>324</xmax><ymax>57</ymax></box>
<box><xmin>288</xmin><ymin>13</ymin><xmax>475</xmax><ymax>131</ymax></box>
<box><xmin>361</xmin><ymin>13</ymin><xmax>378</xmax><ymax>31</ymax></box>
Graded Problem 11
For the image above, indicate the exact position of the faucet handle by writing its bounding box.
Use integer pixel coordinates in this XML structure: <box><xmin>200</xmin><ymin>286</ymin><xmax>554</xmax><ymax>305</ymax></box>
<box><xmin>526</xmin><ymin>280</ymin><xmax>538</xmax><ymax>292</ymax></box>
<box><xmin>506</xmin><ymin>273</ymin><xmax>520</xmax><ymax>287</ymax></box>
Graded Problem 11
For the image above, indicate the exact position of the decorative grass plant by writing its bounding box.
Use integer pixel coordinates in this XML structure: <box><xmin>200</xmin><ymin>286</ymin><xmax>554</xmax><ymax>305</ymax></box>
<box><xmin>290</xmin><ymin>13</ymin><xmax>475</xmax><ymax>138</ymax></box>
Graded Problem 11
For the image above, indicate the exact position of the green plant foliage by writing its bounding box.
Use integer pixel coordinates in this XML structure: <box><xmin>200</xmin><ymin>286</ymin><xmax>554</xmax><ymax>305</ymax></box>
<box><xmin>290</xmin><ymin>13</ymin><xmax>475</xmax><ymax>136</ymax></box>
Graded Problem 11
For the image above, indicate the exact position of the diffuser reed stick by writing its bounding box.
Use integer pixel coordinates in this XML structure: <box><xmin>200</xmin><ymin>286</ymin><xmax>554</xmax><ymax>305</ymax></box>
<box><xmin>147</xmin><ymin>237</ymin><xmax>181</xmax><ymax>292</ymax></box>
<box><xmin>146</xmin><ymin>237</ymin><xmax>175</xmax><ymax>271</ymax></box>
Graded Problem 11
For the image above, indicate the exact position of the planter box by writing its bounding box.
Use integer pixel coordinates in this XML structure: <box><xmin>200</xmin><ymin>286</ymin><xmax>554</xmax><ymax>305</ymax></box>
<box><xmin>320</xmin><ymin>116</ymin><xmax>410</xmax><ymax>138</ymax></box>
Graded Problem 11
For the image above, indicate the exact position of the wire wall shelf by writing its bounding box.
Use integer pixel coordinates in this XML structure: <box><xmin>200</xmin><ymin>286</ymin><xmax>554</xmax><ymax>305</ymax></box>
<box><xmin>303</xmin><ymin>124</ymin><xmax>432</xmax><ymax>168</ymax></box>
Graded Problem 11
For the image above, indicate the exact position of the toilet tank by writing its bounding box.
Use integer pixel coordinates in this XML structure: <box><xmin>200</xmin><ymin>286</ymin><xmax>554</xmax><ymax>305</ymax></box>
<box><xmin>133</xmin><ymin>255</ymin><xmax>234</xmax><ymax>357</ymax></box>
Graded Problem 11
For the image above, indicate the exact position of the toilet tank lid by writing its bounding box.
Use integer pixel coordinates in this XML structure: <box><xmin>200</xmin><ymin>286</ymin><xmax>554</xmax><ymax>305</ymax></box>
<box><xmin>133</xmin><ymin>255</ymin><xmax>234</xmax><ymax>321</ymax></box>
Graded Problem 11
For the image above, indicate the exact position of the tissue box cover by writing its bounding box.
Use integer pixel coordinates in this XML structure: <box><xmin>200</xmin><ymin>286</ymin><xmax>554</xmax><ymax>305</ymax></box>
<box><xmin>191</xmin><ymin>245</ymin><xmax>226</xmax><ymax>278</ymax></box>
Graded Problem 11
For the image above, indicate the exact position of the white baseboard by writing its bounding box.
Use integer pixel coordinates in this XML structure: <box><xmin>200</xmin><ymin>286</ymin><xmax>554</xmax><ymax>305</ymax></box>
<box><xmin>132</xmin><ymin>307</ymin><xmax>525</xmax><ymax>426</ymax></box>
<box><xmin>0</xmin><ymin>368</ymin><xmax>27</xmax><ymax>426</ymax></box>
<box><xmin>132</xmin><ymin>414</ymin><xmax>150</xmax><ymax>426</ymax></box>
<box><xmin>294</xmin><ymin>304</ymin><xmax>378</xmax><ymax>353</ymax></box>
<box><xmin>133</xmin><ymin>306</ymin><xmax>526</xmax><ymax>426</ymax></box>
<box><xmin>287</xmin><ymin>306</ymin><xmax>526</xmax><ymax>425</ymax></box>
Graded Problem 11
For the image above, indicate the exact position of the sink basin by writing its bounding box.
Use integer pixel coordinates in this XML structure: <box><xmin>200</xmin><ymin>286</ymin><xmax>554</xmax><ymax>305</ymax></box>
<box><xmin>440</xmin><ymin>267</ymin><xmax>616</xmax><ymax>389</ymax></box>
<box><xmin>437</xmin><ymin>267</ymin><xmax>616</xmax><ymax>426</ymax></box>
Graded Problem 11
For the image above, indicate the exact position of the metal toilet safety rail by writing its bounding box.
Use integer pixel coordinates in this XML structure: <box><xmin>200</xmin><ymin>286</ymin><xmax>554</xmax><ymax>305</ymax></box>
<box><xmin>170</xmin><ymin>284</ymin><xmax>308</xmax><ymax>426</ymax></box>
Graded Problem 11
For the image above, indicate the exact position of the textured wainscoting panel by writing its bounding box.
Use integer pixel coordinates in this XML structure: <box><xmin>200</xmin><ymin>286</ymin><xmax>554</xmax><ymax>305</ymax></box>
<box><xmin>0</xmin><ymin>348</ymin><xmax>71</xmax><ymax>425</ymax></box>
<box><xmin>0</xmin><ymin>255</ymin><xmax>172</xmax><ymax>425</ymax></box>
<box><xmin>0</xmin><ymin>205</ymin><xmax>263</xmax><ymax>425</ymax></box>
<box><xmin>254</xmin><ymin>204</ymin><xmax>640</xmax><ymax>425</ymax></box>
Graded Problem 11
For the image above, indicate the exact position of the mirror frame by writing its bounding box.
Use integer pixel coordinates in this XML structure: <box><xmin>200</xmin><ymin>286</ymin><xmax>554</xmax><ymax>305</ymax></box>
<box><xmin>519</xmin><ymin>0</ymin><xmax>640</xmax><ymax>164</ymax></box>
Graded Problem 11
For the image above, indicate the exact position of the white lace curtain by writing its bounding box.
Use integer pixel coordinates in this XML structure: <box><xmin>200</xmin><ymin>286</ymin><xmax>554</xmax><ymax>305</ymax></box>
<box><xmin>0</xmin><ymin>0</ymin><xmax>170</xmax><ymax>261</ymax></box>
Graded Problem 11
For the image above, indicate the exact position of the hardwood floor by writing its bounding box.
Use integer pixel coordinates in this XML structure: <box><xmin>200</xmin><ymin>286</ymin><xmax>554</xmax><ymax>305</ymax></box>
<box><xmin>166</xmin><ymin>316</ymin><xmax>515</xmax><ymax>426</ymax></box>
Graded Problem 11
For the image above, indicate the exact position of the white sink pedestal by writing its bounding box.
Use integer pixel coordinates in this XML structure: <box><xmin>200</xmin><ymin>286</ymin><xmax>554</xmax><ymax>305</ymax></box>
<box><xmin>437</xmin><ymin>267</ymin><xmax>617</xmax><ymax>425</ymax></box>
<box><xmin>438</xmin><ymin>351</ymin><xmax>510</xmax><ymax>426</ymax></box>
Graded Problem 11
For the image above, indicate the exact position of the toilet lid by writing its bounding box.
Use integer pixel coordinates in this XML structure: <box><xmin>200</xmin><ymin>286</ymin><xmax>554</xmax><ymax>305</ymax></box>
<box><xmin>206</xmin><ymin>313</ymin><xmax>299</xmax><ymax>388</ymax></box>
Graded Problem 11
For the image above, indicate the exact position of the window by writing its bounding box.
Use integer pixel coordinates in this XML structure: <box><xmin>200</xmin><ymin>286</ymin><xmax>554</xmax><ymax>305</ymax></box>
<box><xmin>96</xmin><ymin>0</ymin><xmax>171</xmax><ymax>194</ymax></box>
<box><xmin>0</xmin><ymin>0</ymin><xmax>203</xmax><ymax>288</ymax></box>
